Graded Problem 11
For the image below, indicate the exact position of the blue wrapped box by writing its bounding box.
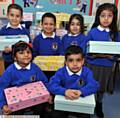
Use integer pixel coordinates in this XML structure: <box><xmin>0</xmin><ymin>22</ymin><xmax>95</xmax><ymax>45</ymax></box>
<box><xmin>54</xmin><ymin>95</ymin><xmax>95</xmax><ymax>114</ymax></box>
<box><xmin>0</xmin><ymin>35</ymin><xmax>29</xmax><ymax>51</ymax></box>
<box><xmin>87</xmin><ymin>41</ymin><xmax>120</xmax><ymax>54</ymax></box>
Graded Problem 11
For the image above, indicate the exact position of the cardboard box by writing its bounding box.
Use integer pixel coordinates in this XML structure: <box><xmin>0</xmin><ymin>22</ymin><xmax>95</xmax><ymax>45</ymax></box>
<box><xmin>4</xmin><ymin>81</ymin><xmax>50</xmax><ymax>112</ymax></box>
<box><xmin>33</xmin><ymin>56</ymin><xmax>65</xmax><ymax>71</ymax></box>
<box><xmin>87</xmin><ymin>41</ymin><xmax>120</xmax><ymax>54</ymax></box>
<box><xmin>0</xmin><ymin>35</ymin><xmax>29</xmax><ymax>51</ymax></box>
<box><xmin>55</xmin><ymin>95</ymin><xmax>95</xmax><ymax>114</ymax></box>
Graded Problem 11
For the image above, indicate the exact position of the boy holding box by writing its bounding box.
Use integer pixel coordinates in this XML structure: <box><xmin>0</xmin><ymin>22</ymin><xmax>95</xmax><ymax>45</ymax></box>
<box><xmin>48</xmin><ymin>45</ymin><xmax>99</xmax><ymax>118</ymax></box>
<box><xmin>0</xmin><ymin>4</ymin><xmax>31</xmax><ymax>69</ymax></box>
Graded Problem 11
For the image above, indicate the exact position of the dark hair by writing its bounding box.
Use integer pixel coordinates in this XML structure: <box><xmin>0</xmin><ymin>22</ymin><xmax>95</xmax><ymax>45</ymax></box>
<box><xmin>12</xmin><ymin>41</ymin><xmax>32</xmax><ymax>59</ymax></box>
<box><xmin>92</xmin><ymin>3</ymin><xmax>118</xmax><ymax>40</ymax></box>
<box><xmin>68</xmin><ymin>14</ymin><xmax>85</xmax><ymax>34</ymax></box>
<box><xmin>7</xmin><ymin>4</ymin><xmax>23</xmax><ymax>16</ymax></box>
<box><xmin>65</xmin><ymin>45</ymin><xmax>84</xmax><ymax>60</ymax></box>
<box><xmin>41</xmin><ymin>12</ymin><xmax>56</xmax><ymax>25</ymax></box>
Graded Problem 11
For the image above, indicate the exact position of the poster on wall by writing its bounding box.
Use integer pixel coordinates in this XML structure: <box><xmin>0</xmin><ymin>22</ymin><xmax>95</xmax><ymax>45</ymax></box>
<box><xmin>15</xmin><ymin>0</ymin><xmax>93</xmax><ymax>15</ymax></box>
<box><xmin>92</xmin><ymin>0</ymin><xmax>115</xmax><ymax>16</ymax></box>
<box><xmin>0</xmin><ymin>0</ymin><xmax>14</xmax><ymax>18</ymax></box>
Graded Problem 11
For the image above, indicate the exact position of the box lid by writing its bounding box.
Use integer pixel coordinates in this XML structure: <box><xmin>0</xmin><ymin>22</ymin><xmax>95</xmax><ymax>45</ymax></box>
<box><xmin>0</xmin><ymin>35</ymin><xmax>29</xmax><ymax>43</ymax></box>
<box><xmin>34</xmin><ymin>56</ymin><xmax>65</xmax><ymax>62</ymax></box>
<box><xmin>4</xmin><ymin>81</ymin><xmax>49</xmax><ymax>105</ymax></box>
<box><xmin>55</xmin><ymin>95</ymin><xmax>95</xmax><ymax>107</ymax></box>
<box><xmin>87</xmin><ymin>41</ymin><xmax>120</xmax><ymax>46</ymax></box>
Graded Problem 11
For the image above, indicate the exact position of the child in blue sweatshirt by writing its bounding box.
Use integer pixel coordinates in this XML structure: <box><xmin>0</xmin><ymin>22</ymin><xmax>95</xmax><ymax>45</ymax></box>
<box><xmin>48</xmin><ymin>45</ymin><xmax>99</xmax><ymax>118</ymax></box>
<box><xmin>33</xmin><ymin>12</ymin><xmax>62</xmax><ymax>56</ymax></box>
<box><xmin>33</xmin><ymin>12</ymin><xmax>63</xmax><ymax>79</ymax></box>
<box><xmin>0</xmin><ymin>41</ymin><xmax>48</xmax><ymax>115</ymax></box>
<box><xmin>0</xmin><ymin>4</ymin><xmax>30</xmax><ymax>69</ymax></box>
<box><xmin>61</xmin><ymin>14</ymin><xmax>88</xmax><ymax>55</ymax></box>
<box><xmin>86</xmin><ymin>3</ymin><xmax>120</xmax><ymax>118</ymax></box>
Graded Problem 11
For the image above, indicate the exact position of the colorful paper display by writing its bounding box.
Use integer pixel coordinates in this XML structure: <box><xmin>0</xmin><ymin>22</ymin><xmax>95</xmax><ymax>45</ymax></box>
<box><xmin>87</xmin><ymin>41</ymin><xmax>120</xmax><ymax>54</ymax></box>
<box><xmin>4</xmin><ymin>81</ymin><xmax>50</xmax><ymax>112</ymax></box>
<box><xmin>33</xmin><ymin>56</ymin><xmax>65</xmax><ymax>71</ymax></box>
<box><xmin>55</xmin><ymin>94</ymin><xmax>95</xmax><ymax>114</ymax></box>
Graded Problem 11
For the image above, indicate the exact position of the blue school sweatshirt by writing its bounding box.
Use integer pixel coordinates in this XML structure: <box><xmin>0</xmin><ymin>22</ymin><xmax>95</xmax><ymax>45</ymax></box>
<box><xmin>61</xmin><ymin>33</ymin><xmax>88</xmax><ymax>54</ymax></box>
<box><xmin>0</xmin><ymin>24</ymin><xmax>30</xmax><ymax>62</ymax></box>
<box><xmin>86</xmin><ymin>27</ymin><xmax>120</xmax><ymax>67</ymax></box>
<box><xmin>48</xmin><ymin>66</ymin><xmax>99</xmax><ymax>97</ymax></box>
<box><xmin>33</xmin><ymin>33</ymin><xmax>63</xmax><ymax>56</ymax></box>
<box><xmin>0</xmin><ymin>62</ymin><xmax>48</xmax><ymax>108</ymax></box>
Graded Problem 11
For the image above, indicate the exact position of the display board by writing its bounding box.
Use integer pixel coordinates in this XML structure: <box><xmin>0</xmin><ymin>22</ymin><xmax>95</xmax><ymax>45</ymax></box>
<box><xmin>0</xmin><ymin>0</ymin><xmax>14</xmax><ymax>18</ymax></box>
<box><xmin>15</xmin><ymin>0</ymin><xmax>93</xmax><ymax>15</ymax></box>
<box><xmin>92</xmin><ymin>0</ymin><xmax>115</xmax><ymax>16</ymax></box>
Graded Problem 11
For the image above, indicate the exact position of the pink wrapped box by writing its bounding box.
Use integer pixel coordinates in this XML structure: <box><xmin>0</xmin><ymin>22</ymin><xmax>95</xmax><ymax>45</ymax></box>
<box><xmin>4</xmin><ymin>81</ymin><xmax>50</xmax><ymax>112</ymax></box>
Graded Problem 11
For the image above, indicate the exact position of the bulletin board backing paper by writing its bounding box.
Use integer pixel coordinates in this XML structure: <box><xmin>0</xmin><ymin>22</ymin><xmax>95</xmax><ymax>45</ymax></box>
<box><xmin>15</xmin><ymin>0</ymin><xmax>93</xmax><ymax>16</ymax></box>
<box><xmin>0</xmin><ymin>0</ymin><xmax>14</xmax><ymax>18</ymax></box>
<box><xmin>92</xmin><ymin>0</ymin><xmax>115</xmax><ymax>16</ymax></box>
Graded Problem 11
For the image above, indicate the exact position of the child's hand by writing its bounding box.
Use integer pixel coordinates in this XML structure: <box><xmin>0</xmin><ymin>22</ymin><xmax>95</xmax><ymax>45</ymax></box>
<box><xmin>101</xmin><ymin>54</ymin><xmax>113</xmax><ymax>58</ymax></box>
<box><xmin>48</xmin><ymin>95</ymin><xmax>53</xmax><ymax>104</ymax></box>
<box><xmin>91</xmin><ymin>54</ymin><xmax>113</xmax><ymax>58</ymax></box>
<box><xmin>4</xmin><ymin>46</ymin><xmax>12</xmax><ymax>53</ymax></box>
<box><xmin>73</xmin><ymin>90</ymin><xmax>82</xmax><ymax>98</ymax></box>
<box><xmin>91</xmin><ymin>54</ymin><xmax>98</xmax><ymax>58</ymax></box>
<box><xmin>2</xmin><ymin>105</ymin><xmax>12</xmax><ymax>115</ymax></box>
<box><xmin>65</xmin><ymin>89</ymin><xmax>81</xmax><ymax>100</ymax></box>
<box><xmin>117</xmin><ymin>58</ymin><xmax>120</xmax><ymax>61</ymax></box>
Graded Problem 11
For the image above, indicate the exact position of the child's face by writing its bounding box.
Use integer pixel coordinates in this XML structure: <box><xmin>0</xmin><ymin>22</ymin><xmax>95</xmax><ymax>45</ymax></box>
<box><xmin>99</xmin><ymin>10</ymin><xmax>113</xmax><ymax>28</ymax></box>
<box><xmin>42</xmin><ymin>17</ymin><xmax>56</xmax><ymax>36</ymax></box>
<box><xmin>14</xmin><ymin>47</ymin><xmax>32</xmax><ymax>67</ymax></box>
<box><xmin>7</xmin><ymin>8</ymin><xmax>22</xmax><ymax>28</ymax></box>
<box><xmin>70</xmin><ymin>18</ymin><xmax>81</xmax><ymax>35</ymax></box>
<box><xmin>65</xmin><ymin>54</ymin><xmax>84</xmax><ymax>73</ymax></box>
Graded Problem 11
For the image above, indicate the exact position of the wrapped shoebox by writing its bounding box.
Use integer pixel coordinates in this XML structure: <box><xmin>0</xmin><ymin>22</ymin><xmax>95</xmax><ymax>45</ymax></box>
<box><xmin>55</xmin><ymin>94</ymin><xmax>95</xmax><ymax>114</ymax></box>
<box><xmin>33</xmin><ymin>56</ymin><xmax>65</xmax><ymax>71</ymax></box>
<box><xmin>0</xmin><ymin>35</ymin><xmax>29</xmax><ymax>51</ymax></box>
<box><xmin>87</xmin><ymin>41</ymin><xmax>120</xmax><ymax>54</ymax></box>
<box><xmin>4</xmin><ymin>81</ymin><xmax>50</xmax><ymax>112</ymax></box>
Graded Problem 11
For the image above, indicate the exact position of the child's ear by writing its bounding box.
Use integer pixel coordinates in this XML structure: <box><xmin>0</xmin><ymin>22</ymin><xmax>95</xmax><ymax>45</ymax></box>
<box><xmin>6</xmin><ymin>13</ymin><xmax>9</xmax><ymax>18</ymax></box>
<box><xmin>14</xmin><ymin>57</ymin><xmax>17</xmax><ymax>61</ymax></box>
<box><xmin>82</xmin><ymin>58</ymin><xmax>85</xmax><ymax>65</ymax></box>
<box><xmin>20</xmin><ymin>16</ymin><xmax>23</xmax><ymax>21</ymax></box>
<box><xmin>64</xmin><ymin>60</ymin><xmax>68</xmax><ymax>66</ymax></box>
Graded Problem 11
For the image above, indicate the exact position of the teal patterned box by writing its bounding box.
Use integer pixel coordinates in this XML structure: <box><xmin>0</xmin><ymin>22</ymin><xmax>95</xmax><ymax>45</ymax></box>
<box><xmin>55</xmin><ymin>94</ymin><xmax>95</xmax><ymax>114</ymax></box>
<box><xmin>87</xmin><ymin>41</ymin><xmax>120</xmax><ymax>54</ymax></box>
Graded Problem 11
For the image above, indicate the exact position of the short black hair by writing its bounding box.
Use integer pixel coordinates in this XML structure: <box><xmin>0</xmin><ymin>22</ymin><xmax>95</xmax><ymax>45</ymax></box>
<box><xmin>7</xmin><ymin>4</ymin><xmax>23</xmax><ymax>16</ymax></box>
<box><xmin>65</xmin><ymin>45</ymin><xmax>84</xmax><ymax>60</ymax></box>
<box><xmin>12</xmin><ymin>41</ymin><xmax>32</xmax><ymax>59</ymax></box>
<box><xmin>41</xmin><ymin>12</ymin><xmax>56</xmax><ymax>25</ymax></box>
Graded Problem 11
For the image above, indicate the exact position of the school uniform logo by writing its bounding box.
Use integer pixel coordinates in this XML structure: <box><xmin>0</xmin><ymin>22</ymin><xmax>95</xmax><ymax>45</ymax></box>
<box><xmin>71</xmin><ymin>41</ymin><xmax>78</xmax><ymax>46</ymax></box>
<box><xmin>78</xmin><ymin>78</ymin><xmax>85</xmax><ymax>87</ymax></box>
<box><xmin>52</xmin><ymin>42</ymin><xmax>58</xmax><ymax>50</ymax></box>
<box><xmin>30</xmin><ymin>75</ymin><xmax>36</xmax><ymax>82</ymax></box>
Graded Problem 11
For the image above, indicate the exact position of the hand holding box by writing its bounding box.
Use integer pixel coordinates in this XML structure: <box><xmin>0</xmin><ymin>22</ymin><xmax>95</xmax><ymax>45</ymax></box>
<box><xmin>55</xmin><ymin>94</ymin><xmax>95</xmax><ymax>114</ymax></box>
<box><xmin>4</xmin><ymin>81</ymin><xmax>50</xmax><ymax>112</ymax></box>
<box><xmin>87</xmin><ymin>41</ymin><xmax>120</xmax><ymax>54</ymax></box>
